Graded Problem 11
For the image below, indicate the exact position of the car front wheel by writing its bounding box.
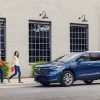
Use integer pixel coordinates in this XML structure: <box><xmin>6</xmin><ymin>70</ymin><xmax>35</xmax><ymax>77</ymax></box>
<box><xmin>83</xmin><ymin>80</ymin><xmax>93</xmax><ymax>84</ymax></box>
<box><xmin>60</xmin><ymin>71</ymin><xmax>74</xmax><ymax>87</ymax></box>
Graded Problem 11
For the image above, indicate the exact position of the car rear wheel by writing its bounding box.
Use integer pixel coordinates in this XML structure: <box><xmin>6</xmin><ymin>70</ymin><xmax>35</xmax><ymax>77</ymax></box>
<box><xmin>60</xmin><ymin>71</ymin><xmax>74</xmax><ymax>87</ymax></box>
<box><xmin>84</xmin><ymin>80</ymin><xmax>93</xmax><ymax>84</ymax></box>
<box><xmin>40</xmin><ymin>82</ymin><xmax>50</xmax><ymax>86</ymax></box>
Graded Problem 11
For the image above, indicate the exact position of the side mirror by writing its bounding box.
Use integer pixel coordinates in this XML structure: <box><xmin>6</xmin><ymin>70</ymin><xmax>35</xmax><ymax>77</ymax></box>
<box><xmin>77</xmin><ymin>59</ymin><xmax>84</xmax><ymax>65</ymax></box>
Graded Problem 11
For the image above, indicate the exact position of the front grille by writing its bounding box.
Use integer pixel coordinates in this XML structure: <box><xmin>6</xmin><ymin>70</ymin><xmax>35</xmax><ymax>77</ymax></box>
<box><xmin>35</xmin><ymin>67</ymin><xmax>49</xmax><ymax>75</ymax></box>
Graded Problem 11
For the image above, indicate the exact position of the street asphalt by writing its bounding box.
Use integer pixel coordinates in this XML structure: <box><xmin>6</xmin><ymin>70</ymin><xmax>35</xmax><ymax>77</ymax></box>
<box><xmin>0</xmin><ymin>80</ymin><xmax>100</xmax><ymax>100</ymax></box>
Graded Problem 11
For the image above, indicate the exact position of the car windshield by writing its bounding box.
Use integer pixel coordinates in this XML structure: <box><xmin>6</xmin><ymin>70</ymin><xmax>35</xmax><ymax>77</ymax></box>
<box><xmin>58</xmin><ymin>53</ymin><xmax>82</xmax><ymax>62</ymax></box>
<box><xmin>53</xmin><ymin>55</ymin><xmax>65</xmax><ymax>62</ymax></box>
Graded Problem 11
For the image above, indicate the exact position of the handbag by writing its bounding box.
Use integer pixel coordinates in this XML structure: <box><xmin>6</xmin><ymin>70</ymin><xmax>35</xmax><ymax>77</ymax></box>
<box><xmin>11</xmin><ymin>66</ymin><xmax>15</xmax><ymax>72</ymax></box>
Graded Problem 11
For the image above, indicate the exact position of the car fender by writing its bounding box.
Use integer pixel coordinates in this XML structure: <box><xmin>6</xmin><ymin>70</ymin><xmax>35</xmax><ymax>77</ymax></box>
<box><xmin>61</xmin><ymin>67</ymin><xmax>76</xmax><ymax>80</ymax></box>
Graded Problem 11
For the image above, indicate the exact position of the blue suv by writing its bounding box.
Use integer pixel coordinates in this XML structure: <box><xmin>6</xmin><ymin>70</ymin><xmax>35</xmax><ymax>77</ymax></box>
<box><xmin>34</xmin><ymin>51</ymin><xmax>100</xmax><ymax>86</ymax></box>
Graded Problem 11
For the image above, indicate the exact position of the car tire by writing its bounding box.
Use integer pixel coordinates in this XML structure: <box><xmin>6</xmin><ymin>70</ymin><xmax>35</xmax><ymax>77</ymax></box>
<box><xmin>40</xmin><ymin>82</ymin><xmax>50</xmax><ymax>86</ymax></box>
<box><xmin>60</xmin><ymin>70</ymin><xmax>74</xmax><ymax>87</ymax></box>
<box><xmin>84</xmin><ymin>80</ymin><xmax>93</xmax><ymax>84</ymax></box>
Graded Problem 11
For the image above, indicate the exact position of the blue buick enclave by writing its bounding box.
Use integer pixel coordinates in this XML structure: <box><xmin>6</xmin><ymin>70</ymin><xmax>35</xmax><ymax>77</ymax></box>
<box><xmin>34</xmin><ymin>51</ymin><xmax>100</xmax><ymax>86</ymax></box>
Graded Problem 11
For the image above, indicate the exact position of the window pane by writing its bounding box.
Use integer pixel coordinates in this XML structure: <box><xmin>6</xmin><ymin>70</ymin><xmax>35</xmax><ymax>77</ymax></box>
<box><xmin>29</xmin><ymin>22</ymin><xmax>51</xmax><ymax>63</ymax></box>
<box><xmin>0</xmin><ymin>19</ymin><xmax>6</xmax><ymax>60</ymax></box>
<box><xmin>70</xmin><ymin>23</ymin><xmax>88</xmax><ymax>52</ymax></box>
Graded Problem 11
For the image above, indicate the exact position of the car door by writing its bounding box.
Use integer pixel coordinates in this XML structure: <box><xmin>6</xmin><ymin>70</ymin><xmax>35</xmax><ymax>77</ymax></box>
<box><xmin>89</xmin><ymin>52</ymin><xmax>100</xmax><ymax>79</ymax></box>
<box><xmin>75</xmin><ymin>53</ymin><xmax>94</xmax><ymax>80</ymax></box>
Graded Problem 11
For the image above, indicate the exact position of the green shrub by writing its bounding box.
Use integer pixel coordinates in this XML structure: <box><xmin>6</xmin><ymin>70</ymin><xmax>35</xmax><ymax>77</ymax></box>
<box><xmin>32</xmin><ymin>61</ymin><xmax>45</xmax><ymax>76</ymax></box>
<box><xmin>2</xmin><ymin>61</ymin><xmax>10</xmax><ymax>77</ymax></box>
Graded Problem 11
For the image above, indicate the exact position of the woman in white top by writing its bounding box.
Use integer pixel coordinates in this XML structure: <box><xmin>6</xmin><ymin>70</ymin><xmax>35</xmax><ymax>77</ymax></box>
<box><xmin>9</xmin><ymin>51</ymin><xmax>23</xmax><ymax>83</ymax></box>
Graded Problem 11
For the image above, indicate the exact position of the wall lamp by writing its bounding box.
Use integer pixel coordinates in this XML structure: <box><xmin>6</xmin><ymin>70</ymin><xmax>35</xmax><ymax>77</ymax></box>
<box><xmin>39</xmin><ymin>11</ymin><xmax>48</xmax><ymax>19</ymax></box>
<box><xmin>79</xmin><ymin>15</ymin><xmax>88</xmax><ymax>22</ymax></box>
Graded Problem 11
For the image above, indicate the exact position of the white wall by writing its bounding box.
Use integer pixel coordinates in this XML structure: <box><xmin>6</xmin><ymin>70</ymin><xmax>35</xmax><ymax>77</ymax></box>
<box><xmin>0</xmin><ymin>0</ymin><xmax>100</xmax><ymax>77</ymax></box>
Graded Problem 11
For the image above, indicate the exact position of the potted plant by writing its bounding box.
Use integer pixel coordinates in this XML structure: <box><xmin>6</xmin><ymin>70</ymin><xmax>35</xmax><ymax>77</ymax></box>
<box><xmin>2</xmin><ymin>61</ymin><xmax>10</xmax><ymax>78</ymax></box>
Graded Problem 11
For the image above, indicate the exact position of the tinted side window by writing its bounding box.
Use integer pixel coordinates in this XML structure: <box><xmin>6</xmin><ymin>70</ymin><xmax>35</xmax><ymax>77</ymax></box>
<box><xmin>90</xmin><ymin>53</ymin><xmax>100</xmax><ymax>61</ymax></box>
<box><xmin>76</xmin><ymin>53</ymin><xmax>90</xmax><ymax>61</ymax></box>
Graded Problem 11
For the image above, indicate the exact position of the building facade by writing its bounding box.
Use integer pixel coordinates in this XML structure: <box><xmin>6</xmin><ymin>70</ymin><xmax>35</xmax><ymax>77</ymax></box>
<box><xmin>0</xmin><ymin>0</ymin><xmax>100</xmax><ymax>77</ymax></box>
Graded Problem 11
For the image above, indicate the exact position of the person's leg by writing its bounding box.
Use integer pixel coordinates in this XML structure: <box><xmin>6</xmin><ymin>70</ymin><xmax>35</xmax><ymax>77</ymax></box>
<box><xmin>9</xmin><ymin>65</ymin><xmax>18</xmax><ymax>79</ymax></box>
<box><xmin>6</xmin><ymin>76</ymin><xmax>10</xmax><ymax>83</ymax></box>
<box><xmin>18</xmin><ymin>66</ymin><xmax>22</xmax><ymax>83</ymax></box>
<box><xmin>0</xmin><ymin>66</ymin><xmax>4</xmax><ymax>83</ymax></box>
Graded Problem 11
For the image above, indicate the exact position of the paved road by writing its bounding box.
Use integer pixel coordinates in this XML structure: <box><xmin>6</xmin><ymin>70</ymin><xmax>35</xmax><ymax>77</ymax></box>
<box><xmin>0</xmin><ymin>81</ymin><xmax>100</xmax><ymax>100</ymax></box>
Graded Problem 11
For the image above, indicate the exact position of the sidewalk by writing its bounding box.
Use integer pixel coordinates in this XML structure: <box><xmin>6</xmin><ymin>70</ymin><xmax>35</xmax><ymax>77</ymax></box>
<box><xmin>0</xmin><ymin>78</ymin><xmax>36</xmax><ymax>88</ymax></box>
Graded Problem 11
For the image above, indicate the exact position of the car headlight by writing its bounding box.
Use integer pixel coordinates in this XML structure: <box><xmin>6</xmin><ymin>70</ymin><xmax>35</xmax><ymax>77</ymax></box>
<box><xmin>50</xmin><ymin>72</ymin><xmax>57</xmax><ymax>75</ymax></box>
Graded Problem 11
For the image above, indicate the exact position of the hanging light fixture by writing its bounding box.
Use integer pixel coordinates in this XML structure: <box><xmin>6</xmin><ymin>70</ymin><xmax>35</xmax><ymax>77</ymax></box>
<box><xmin>39</xmin><ymin>11</ymin><xmax>48</xmax><ymax>19</ymax></box>
<box><xmin>79</xmin><ymin>15</ymin><xmax>88</xmax><ymax>22</ymax></box>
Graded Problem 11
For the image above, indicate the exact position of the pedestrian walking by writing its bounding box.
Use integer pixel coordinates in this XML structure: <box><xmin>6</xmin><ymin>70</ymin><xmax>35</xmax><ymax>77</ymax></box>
<box><xmin>9</xmin><ymin>51</ymin><xmax>23</xmax><ymax>83</ymax></box>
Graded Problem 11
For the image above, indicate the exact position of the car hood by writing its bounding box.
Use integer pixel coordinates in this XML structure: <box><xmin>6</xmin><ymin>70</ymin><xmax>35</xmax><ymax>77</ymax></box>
<box><xmin>36</xmin><ymin>62</ymin><xmax>64</xmax><ymax>68</ymax></box>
